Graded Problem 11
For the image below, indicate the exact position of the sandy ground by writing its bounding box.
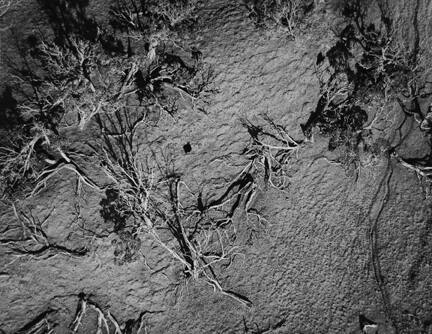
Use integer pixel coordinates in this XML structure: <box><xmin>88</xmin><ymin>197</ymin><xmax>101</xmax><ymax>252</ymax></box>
<box><xmin>1</xmin><ymin>0</ymin><xmax>432</xmax><ymax>333</ymax></box>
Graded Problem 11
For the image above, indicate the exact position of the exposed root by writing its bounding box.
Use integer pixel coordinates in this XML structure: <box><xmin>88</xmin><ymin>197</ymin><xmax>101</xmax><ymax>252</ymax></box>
<box><xmin>14</xmin><ymin>309</ymin><xmax>55</xmax><ymax>334</ymax></box>
<box><xmin>1</xmin><ymin>204</ymin><xmax>88</xmax><ymax>260</ymax></box>
<box><xmin>392</xmin><ymin>152</ymin><xmax>432</xmax><ymax>179</ymax></box>
<box><xmin>70</xmin><ymin>294</ymin><xmax>155</xmax><ymax>334</ymax></box>
<box><xmin>31</xmin><ymin>160</ymin><xmax>101</xmax><ymax>197</ymax></box>
<box><xmin>206</xmin><ymin>276</ymin><xmax>252</xmax><ymax>308</ymax></box>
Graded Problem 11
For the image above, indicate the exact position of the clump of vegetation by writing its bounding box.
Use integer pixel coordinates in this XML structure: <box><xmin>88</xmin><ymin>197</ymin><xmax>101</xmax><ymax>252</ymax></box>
<box><xmin>301</xmin><ymin>0</ymin><xmax>418</xmax><ymax>176</ymax></box>
<box><xmin>97</xmin><ymin>107</ymin><xmax>252</xmax><ymax>304</ymax></box>
<box><xmin>110</xmin><ymin>0</ymin><xmax>199</xmax><ymax>47</ymax></box>
<box><xmin>0</xmin><ymin>31</ymin><xmax>121</xmax><ymax>198</ymax></box>
<box><xmin>0</xmin><ymin>88</ymin><xmax>97</xmax><ymax>199</ymax></box>
<box><xmin>0</xmin><ymin>0</ymin><xmax>207</xmax><ymax>199</ymax></box>
<box><xmin>109</xmin><ymin>0</ymin><xmax>210</xmax><ymax>112</ymax></box>
<box><xmin>244</xmin><ymin>0</ymin><xmax>315</xmax><ymax>37</ymax></box>
<box><xmin>241</xmin><ymin>114</ymin><xmax>301</xmax><ymax>191</ymax></box>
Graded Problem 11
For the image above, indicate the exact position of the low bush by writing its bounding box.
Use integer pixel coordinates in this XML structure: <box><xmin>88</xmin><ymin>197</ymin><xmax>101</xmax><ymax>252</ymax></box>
<box><xmin>301</xmin><ymin>0</ymin><xmax>418</xmax><ymax>177</ymax></box>
<box><xmin>244</xmin><ymin>0</ymin><xmax>315</xmax><ymax>37</ymax></box>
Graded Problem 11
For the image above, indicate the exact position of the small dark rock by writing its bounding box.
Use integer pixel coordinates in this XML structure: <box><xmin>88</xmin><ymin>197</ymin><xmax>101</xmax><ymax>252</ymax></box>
<box><xmin>183</xmin><ymin>142</ymin><xmax>192</xmax><ymax>153</ymax></box>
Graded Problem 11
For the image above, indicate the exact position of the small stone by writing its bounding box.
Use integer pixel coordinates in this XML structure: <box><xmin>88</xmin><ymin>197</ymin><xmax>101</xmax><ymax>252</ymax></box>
<box><xmin>183</xmin><ymin>142</ymin><xmax>192</xmax><ymax>154</ymax></box>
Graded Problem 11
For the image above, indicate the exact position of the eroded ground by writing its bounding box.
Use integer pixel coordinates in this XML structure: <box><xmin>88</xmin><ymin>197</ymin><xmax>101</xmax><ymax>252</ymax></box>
<box><xmin>1</xmin><ymin>0</ymin><xmax>432</xmax><ymax>333</ymax></box>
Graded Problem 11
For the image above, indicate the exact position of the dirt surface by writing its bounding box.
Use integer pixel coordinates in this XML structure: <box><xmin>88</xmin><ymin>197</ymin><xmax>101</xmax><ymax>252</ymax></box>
<box><xmin>1</xmin><ymin>0</ymin><xmax>432</xmax><ymax>333</ymax></box>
